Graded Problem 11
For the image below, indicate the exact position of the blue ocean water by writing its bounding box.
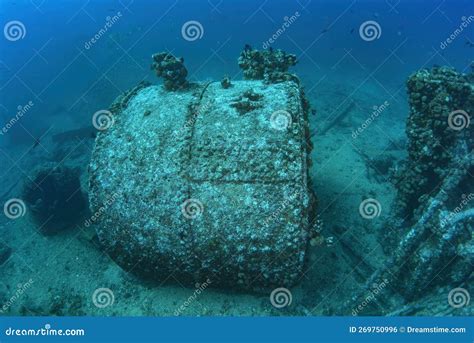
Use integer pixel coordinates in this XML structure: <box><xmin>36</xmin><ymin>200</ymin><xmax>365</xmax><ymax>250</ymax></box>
<box><xmin>0</xmin><ymin>0</ymin><xmax>472</xmax><ymax>317</ymax></box>
<box><xmin>1</xmin><ymin>0</ymin><xmax>472</xmax><ymax>137</ymax></box>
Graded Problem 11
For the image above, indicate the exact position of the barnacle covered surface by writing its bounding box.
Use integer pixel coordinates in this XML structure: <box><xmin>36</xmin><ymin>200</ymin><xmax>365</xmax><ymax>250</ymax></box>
<box><xmin>391</xmin><ymin>67</ymin><xmax>474</xmax><ymax>293</ymax></box>
<box><xmin>88</xmin><ymin>79</ymin><xmax>315</xmax><ymax>291</ymax></box>
<box><xmin>394</xmin><ymin>67</ymin><xmax>473</xmax><ymax>221</ymax></box>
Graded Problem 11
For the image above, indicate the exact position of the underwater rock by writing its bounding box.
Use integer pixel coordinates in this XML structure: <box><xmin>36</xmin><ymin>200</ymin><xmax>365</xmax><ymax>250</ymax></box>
<box><xmin>0</xmin><ymin>242</ymin><xmax>12</xmax><ymax>266</ymax></box>
<box><xmin>88</xmin><ymin>78</ymin><xmax>315</xmax><ymax>291</ymax></box>
<box><xmin>238</xmin><ymin>45</ymin><xmax>298</xmax><ymax>84</ymax></box>
<box><xmin>23</xmin><ymin>164</ymin><xmax>87</xmax><ymax>235</ymax></box>
<box><xmin>151</xmin><ymin>52</ymin><xmax>188</xmax><ymax>91</ymax></box>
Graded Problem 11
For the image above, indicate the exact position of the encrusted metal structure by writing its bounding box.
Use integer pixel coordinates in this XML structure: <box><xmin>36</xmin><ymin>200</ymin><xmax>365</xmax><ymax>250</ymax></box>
<box><xmin>89</xmin><ymin>79</ymin><xmax>315</xmax><ymax>291</ymax></box>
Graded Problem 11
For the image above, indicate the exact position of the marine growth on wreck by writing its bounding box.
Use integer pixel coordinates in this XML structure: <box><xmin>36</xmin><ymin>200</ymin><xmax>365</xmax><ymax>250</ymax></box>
<box><xmin>89</xmin><ymin>48</ymin><xmax>315</xmax><ymax>291</ymax></box>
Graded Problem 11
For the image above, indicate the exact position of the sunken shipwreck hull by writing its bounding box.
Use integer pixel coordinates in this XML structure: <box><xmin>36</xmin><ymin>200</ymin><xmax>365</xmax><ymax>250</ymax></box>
<box><xmin>88</xmin><ymin>79</ymin><xmax>315</xmax><ymax>291</ymax></box>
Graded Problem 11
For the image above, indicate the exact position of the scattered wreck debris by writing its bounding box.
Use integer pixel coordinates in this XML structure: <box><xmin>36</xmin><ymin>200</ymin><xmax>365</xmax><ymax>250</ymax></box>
<box><xmin>349</xmin><ymin>66</ymin><xmax>473</xmax><ymax>315</ymax></box>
